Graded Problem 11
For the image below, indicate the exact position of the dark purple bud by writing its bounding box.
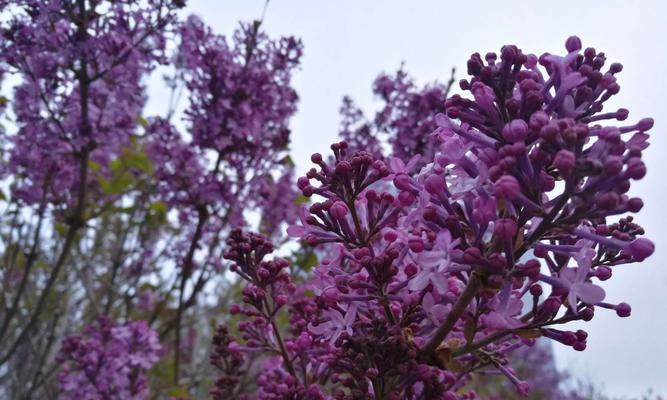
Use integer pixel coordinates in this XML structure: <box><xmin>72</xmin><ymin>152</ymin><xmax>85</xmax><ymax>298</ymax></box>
<box><xmin>424</xmin><ymin>174</ymin><xmax>446</xmax><ymax>194</ymax></box>
<box><xmin>529</xmin><ymin>111</ymin><xmax>549</xmax><ymax>130</ymax></box>
<box><xmin>494</xmin><ymin>175</ymin><xmax>520</xmax><ymax>200</ymax></box>
<box><xmin>523</xmin><ymin>259</ymin><xmax>541</xmax><ymax>278</ymax></box>
<box><xmin>637</xmin><ymin>118</ymin><xmax>654</xmax><ymax>131</ymax></box>
<box><xmin>616</xmin><ymin>302</ymin><xmax>631</xmax><ymax>317</ymax></box>
<box><xmin>330</xmin><ymin>201</ymin><xmax>349</xmax><ymax>220</ymax></box>
<box><xmin>335</xmin><ymin>161</ymin><xmax>352</xmax><ymax>174</ymax></box>
<box><xmin>275</xmin><ymin>294</ymin><xmax>288</xmax><ymax>307</ymax></box>
<box><xmin>554</xmin><ymin>150</ymin><xmax>576</xmax><ymax>173</ymax></box>
<box><xmin>627</xmin><ymin>238</ymin><xmax>654</xmax><ymax>261</ymax></box>
<box><xmin>530</xmin><ymin>284</ymin><xmax>543</xmax><ymax>296</ymax></box>
<box><xmin>398</xmin><ymin>191</ymin><xmax>415</xmax><ymax>206</ymax></box>
<box><xmin>463</xmin><ymin>247</ymin><xmax>482</xmax><ymax>263</ymax></box>
<box><xmin>297</xmin><ymin>176</ymin><xmax>310</xmax><ymax>190</ymax></box>
<box><xmin>311</xmin><ymin>153</ymin><xmax>323</xmax><ymax>163</ymax></box>
<box><xmin>573</xmin><ymin>342</ymin><xmax>587</xmax><ymax>351</ymax></box>
<box><xmin>625</xmin><ymin>158</ymin><xmax>646</xmax><ymax>180</ymax></box>
<box><xmin>565</xmin><ymin>36</ymin><xmax>582</xmax><ymax>52</ymax></box>
<box><xmin>603</xmin><ymin>156</ymin><xmax>623</xmax><ymax>175</ymax></box>
<box><xmin>394</xmin><ymin>174</ymin><xmax>414</xmax><ymax>192</ymax></box>
<box><xmin>541</xmin><ymin>297</ymin><xmax>561</xmax><ymax>315</ymax></box>
<box><xmin>627</xmin><ymin>197</ymin><xmax>643</xmax><ymax>213</ymax></box>
<box><xmin>596</xmin><ymin>266</ymin><xmax>612</xmax><ymax>281</ymax></box>
<box><xmin>494</xmin><ymin>218</ymin><xmax>518</xmax><ymax>239</ymax></box>
<box><xmin>580</xmin><ymin>307</ymin><xmax>594</xmax><ymax>321</ymax></box>
<box><xmin>502</xmin><ymin>119</ymin><xmax>529</xmax><ymax>142</ymax></box>
<box><xmin>383</xmin><ymin>229</ymin><xmax>398</xmax><ymax>242</ymax></box>
<box><xmin>409</xmin><ymin>238</ymin><xmax>424</xmax><ymax>253</ymax></box>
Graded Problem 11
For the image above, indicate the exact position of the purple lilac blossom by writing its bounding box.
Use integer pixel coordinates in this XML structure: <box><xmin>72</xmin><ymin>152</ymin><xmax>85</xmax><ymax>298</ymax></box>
<box><xmin>283</xmin><ymin>36</ymin><xmax>654</xmax><ymax>398</ymax></box>
<box><xmin>58</xmin><ymin>316</ymin><xmax>162</xmax><ymax>400</ymax></box>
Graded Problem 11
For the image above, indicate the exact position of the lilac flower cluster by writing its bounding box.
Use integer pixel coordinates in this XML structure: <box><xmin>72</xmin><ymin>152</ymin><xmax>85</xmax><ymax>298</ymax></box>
<box><xmin>340</xmin><ymin>67</ymin><xmax>452</xmax><ymax>167</ymax></box>
<box><xmin>58</xmin><ymin>316</ymin><xmax>162</xmax><ymax>400</ymax></box>
<box><xmin>146</xmin><ymin>15</ymin><xmax>302</xmax><ymax>232</ymax></box>
<box><xmin>282</xmin><ymin>36</ymin><xmax>654</xmax><ymax>398</ymax></box>
<box><xmin>0</xmin><ymin>0</ymin><xmax>177</xmax><ymax>206</ymax></box>
<box><xmin>0</xmin><ymin>2</ymin><xmax>304</xmax><ymax>396</ymax></box>
<box><xmin>213</xmin><ymin>229</ymin><xmax>327</xmax><ymax>399</ymax></box>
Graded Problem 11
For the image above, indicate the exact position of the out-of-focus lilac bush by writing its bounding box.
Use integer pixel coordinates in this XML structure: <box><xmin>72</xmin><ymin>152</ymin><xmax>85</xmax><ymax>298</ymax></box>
<box><xmin>0</xmin><ymin>0</ymin><xmax>301</xmax><ymax>397</ymax></box>
<box><xmin>0</xmin><ymin>1</ymin><xmax>657</xmax><ymax>399</ymax></box>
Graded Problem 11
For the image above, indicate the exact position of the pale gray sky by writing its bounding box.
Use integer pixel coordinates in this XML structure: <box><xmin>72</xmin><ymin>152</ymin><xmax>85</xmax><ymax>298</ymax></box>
<box><xmin>146</xmin><ymin>0</ymin><xmax>667</xmax><ymax>396</ymax></box>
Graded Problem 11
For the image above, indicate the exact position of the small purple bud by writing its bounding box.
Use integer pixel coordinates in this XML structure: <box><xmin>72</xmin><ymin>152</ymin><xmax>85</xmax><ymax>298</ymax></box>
<box><xmin>394</xmin><ymin>174</ymin><xmax>414</xmax><ymax>192</ymax></box>
<box><xmin>409</xmin><ymin>238</ymin><xmax>424</xmax><ymax>253</ymax></box>
<box><xmin>494</xmin><ymin>175</ymin><xmax>520</xmax><ymax>200</ymax></box>
<box><xmin>627</xmin><ymin>197</ymin><xmax>644</xmax><ymax>213</ymax></box>
<box><xmin>541</xmin><ymin>297</ymin><xmax>561</xmax><ymax>315</ymax></box>
<box><xmin>625</xmin><ymin>158</ymin><xmax>646</xmax><ymax>180</ymax></box>
<box><xmin>517</xmin><ymin>381</ymin><xmax>530</xmax><ymax>396</ymax></box>
<box><xmin>275</xmin><ymin>294</ymin><xmax>288</xmax><ymax>307</ymax></box>
<box><xmin>627</xmin><ymin>238</ymin><xmax>654</xmax><ymax>261</ymax></box>
<box><xmin>502</xmin><ymin>119</ymin><xmax>529</xmax><ymax>142</ymax></box>
<box><xmin>398</xmin><ymin>191</ymin><xmax>415</xmax><ymax>206</ymax></box>
<box><xmin>463</xmin><ymin>247</ymin><xmax>482</xmax><ymax>263</ymax></box>
<box><xmin>523</xmin><ymin>259</ymin><xmax>541</xmax><ymax>279</ymax></box>
<box><xmin>296</xmin><ymin>332</ymin><xmax>313</xmax><ymax>348</ymax></box>
<box><xmin>580</xmin><ymin>307</ymin><xmax>594</xmax><ymax>321</ymax></box>
<box><xmin>529</xmin><ymin>284</ymin><xmax>543</xmax><ymax>297</ymax></box>
<box><xmin>494</xmin><ymin>218</ymin><xmax>518</xmax><ymax>239</ymax></box>
<box><xmin>297</xmin><ymin>176</ymin><xmax>310</xmax><ymax>190</ymax></box>
<box><xmin>529</xmin><ymin>110</ymin><xmax>549</xmax><ymax>130</ymax></box>
<box><xmin>573</xmin><ymin>342</ymin><xmax>587</xmax><ymax>351</ymax></box>
<box><xmin>603</xmin><ymin>156</ymin><xmax>624</xmax><ymax>175</ymax></box>
<box><xmin>330</xmin><ymin>201</ymin><xmax>349</xmax><ymax>220</ymax></box>
<box><xmin>637</xmin><ymin>118</ymin><xmax>654</xmax><ymax>131</ymax></box>
<box><xmin>554</xmin><ymin>150</ymin><xmax>576</xmax><ymax>174</ymax></box>
<box><xmin>424</xmin><ymin>174</ymin><xmax>446</xmax><ymax>194</ymax></box>
<box><xmin>596</xmin><ymin>266</ymin><xmax>612</xmax><ymax>281</ymax></box>
<box><xmin>616</xmin><ymin>302</ymin><xmax>631</xmax><ymax>317</ymax></box>
<box><xmin>383</xmin><ymin>229</ymin><xmax>399</xmax><ymax>242</ymax></box>
<box><xmin>310</xmin><ymin>153</ymin><xmax>323</xmax><ymax>163</ymax></box>
<box><xmin>565</xmin><ymin>36</ymin><xmax>582</xmax><ymax>52</ymax></box>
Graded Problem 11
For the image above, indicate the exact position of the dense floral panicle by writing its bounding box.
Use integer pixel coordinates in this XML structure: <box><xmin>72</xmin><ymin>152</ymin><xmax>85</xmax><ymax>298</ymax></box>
<box><xmin>58</xmin><ymin>316</ymin><xmax>162</xmax><ymax>400</ymax></box>
<box><xmin>286</xmin><ymin>36</ymin><xmax>654</xmax><ymax>398</ymax></box>
<box><xmin>215</xmin><ymin>229</ymin><xmax>331</xmax><ymax>399</ymax></box>
<box><xmin>145</xmin><ymin>16</ymin><xmax>302</xmax><ymax>234</ymax></box>
<box><xmin>0</xmin><ymin>0</ymin><xmax>178</xmax><ymax>205</ymax></box>
<box><xmin>178</xmin><ymin>15</ymin><xmax>301</xmax><ymax>155</ymax></box>
<box><xmin>257</xmin><ymin>166</ymin><xmax>300</xmax><ymax>239</ymax></box>
<box><xmin>373</xmin><ymin>68</ymin><xmax>450</xmax><ymax>165</ymax></box>
<box><xmin>339</xmin><ymin>96</ymin><xmax>384</xmax><ymax>159</ymax></box>
<box><xmin>209</xmin><ymin>325</ymin><xmax>246</xmax><ymax>400</ymax></box>
<box><xmin>338</xmin><ymin>68</ymin><xmax>452</xmax><ymax>168</ymax></box>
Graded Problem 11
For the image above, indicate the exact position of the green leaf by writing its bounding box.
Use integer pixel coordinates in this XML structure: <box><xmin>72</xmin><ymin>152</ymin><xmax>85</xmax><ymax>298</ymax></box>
<box><xmin>88</xmin><ymin>160</ymin><xmax>101</xmax><ymax>173</ymax></box>
<box><xmin>149</xmin><ymin>201</ymin><xmax>168</xmax><ymax>215</ymax></box>
<box><xmin>136</xmin><ymin>116</ymin><xmax>149</xmax><ymax>127</ymax></box>
<box><xmin>99</xmin><ymin>173</ymin><xmax>133</xmax><ymax>195</ymax></box>
<box><xmin>166</xmin><ymin>387</ymin><xmax>190</xmax><ymax>398</ymax></box>
<box><xmin>301</xmin><ymin>252</ymin><xmax>318</xmax><ymax>271</ymax></box>
<box><xmin>294</xmin><ymin>195</ymin><xmax>309</xmax><ymax>205</ymax></box>
<box><xmin>54</xmin><ymin>223</ymin><xmax>68</xmax><ymax>236</ymax></box>
<box><xmin>281</xmin><ymin>155</ymin><xmax>295</xmax><ymax>167</ymax></box>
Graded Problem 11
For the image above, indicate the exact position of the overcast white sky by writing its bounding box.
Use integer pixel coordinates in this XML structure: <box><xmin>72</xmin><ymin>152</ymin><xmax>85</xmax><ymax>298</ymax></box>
<box><xmin>146</xmin><ymin>1</ymin><xmax>667</xmax><ymax>397</ymax></box>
